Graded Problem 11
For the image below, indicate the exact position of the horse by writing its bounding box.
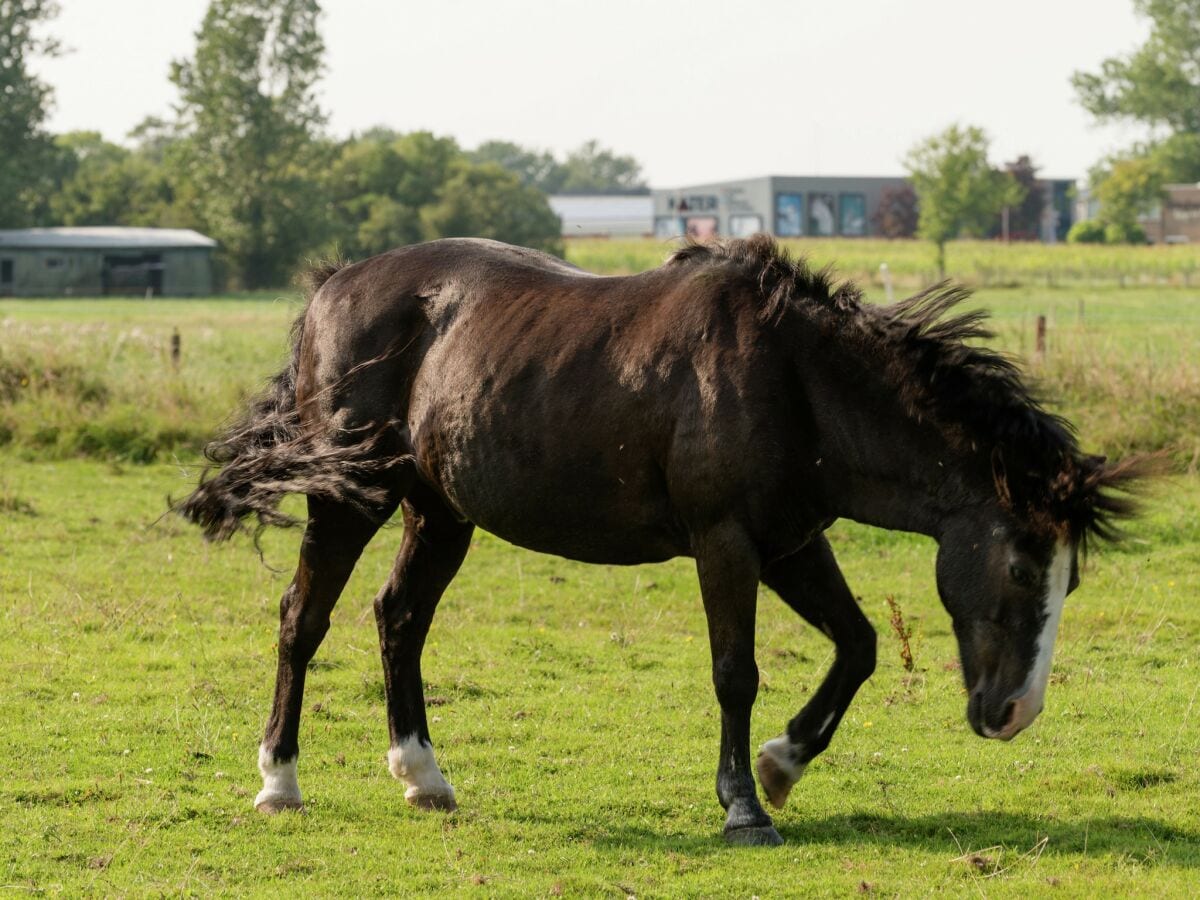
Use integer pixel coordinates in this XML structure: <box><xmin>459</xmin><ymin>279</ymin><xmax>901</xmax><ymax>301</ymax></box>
<box><xmin>178</xmin><ymin>234</ymin><xmax>1141</xmax><ymax>846</ymax></box>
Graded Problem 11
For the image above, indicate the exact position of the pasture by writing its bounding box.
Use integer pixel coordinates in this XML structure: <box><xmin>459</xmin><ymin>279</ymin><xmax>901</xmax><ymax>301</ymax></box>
<box><xmin>2</xmin><ymin>240</ymin><xmax>1199</xmax><ymax>894</ymax></box>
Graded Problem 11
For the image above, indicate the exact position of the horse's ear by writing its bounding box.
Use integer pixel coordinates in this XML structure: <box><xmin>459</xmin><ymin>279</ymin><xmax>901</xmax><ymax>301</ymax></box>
<box><xmin>991</xmin><ymin>446</ymin><xmax>1013</xmax><ymax>510</ymax></box>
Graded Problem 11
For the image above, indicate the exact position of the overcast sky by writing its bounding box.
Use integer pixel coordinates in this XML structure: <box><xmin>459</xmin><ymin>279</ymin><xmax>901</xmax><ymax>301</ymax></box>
<box><xmin>32</xmin><ymin>0</ymin><xmax>1152</xmax><ymax>186</ymax></box>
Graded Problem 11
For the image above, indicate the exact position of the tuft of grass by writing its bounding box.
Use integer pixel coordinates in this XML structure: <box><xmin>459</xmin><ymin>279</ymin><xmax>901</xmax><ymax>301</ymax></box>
<box><xmin>885</xmin><ymin>595</ymin><xmax>915</xmax><ymax>674</ymax></box>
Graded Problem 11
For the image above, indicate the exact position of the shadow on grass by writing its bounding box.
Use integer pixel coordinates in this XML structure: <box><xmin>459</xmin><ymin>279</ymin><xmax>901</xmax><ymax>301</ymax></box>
<box><xmin>566</xmin><ymin>811</ymin><xmax>1200</xmax><ymax>862</ymax></box>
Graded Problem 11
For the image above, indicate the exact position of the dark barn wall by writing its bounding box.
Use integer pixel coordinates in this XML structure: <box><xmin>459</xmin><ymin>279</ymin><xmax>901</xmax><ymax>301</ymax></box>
<box><xmin>0</xmin><ymin>247</ymin><xmax>214</xmax><ymax>297</ymax></box>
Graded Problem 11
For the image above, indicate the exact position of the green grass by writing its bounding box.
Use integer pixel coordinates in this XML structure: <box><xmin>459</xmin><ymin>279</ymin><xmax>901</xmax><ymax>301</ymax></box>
<box><xmin>1</xmin><ymin>459</ymin><xmax>1197</xmax><ymax>895</ymax></box>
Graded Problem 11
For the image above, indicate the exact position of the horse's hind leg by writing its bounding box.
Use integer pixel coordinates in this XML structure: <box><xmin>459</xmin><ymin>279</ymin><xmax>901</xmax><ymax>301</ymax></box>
<box><xmin>373</xmin><ymin>486</ymin><xmax>473</xmax><ymax>811</ymax></box>
<box><xmin>755</xmin><ymin>536</ymin><xmax>876</xmax><ymax>810</ymax></box>
<box><xmin>255</xmin><ymin>493</ymin><xmax>401</xmax><ymax>813</ymax></box>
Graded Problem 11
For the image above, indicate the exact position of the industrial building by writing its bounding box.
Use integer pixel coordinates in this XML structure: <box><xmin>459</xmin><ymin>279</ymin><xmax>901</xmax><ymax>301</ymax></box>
<box><xmin>0</xmin><ymin>227</ymin><xmax>217</xmax><ymax>297</ymax></box>
<box><xmin>653</xmin><ymin>175</ymin><xmax>1076</xmax><ymax>242</ymax></box>
<box><xmin>653</xmin><ymin>176</ymin><xmax>908</xmax><ymax>240</ymax></box>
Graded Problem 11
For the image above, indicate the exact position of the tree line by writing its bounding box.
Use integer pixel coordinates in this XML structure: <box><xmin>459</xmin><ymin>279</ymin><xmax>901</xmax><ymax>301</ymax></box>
<box><xmin>0</xmin><ymin>0</ymin><xmax>646</xmax><ymax>288</ymax></box>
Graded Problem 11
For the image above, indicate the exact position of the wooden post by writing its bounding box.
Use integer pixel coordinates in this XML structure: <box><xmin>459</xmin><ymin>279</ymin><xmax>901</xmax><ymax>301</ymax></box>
<box><xmin>171</xmin><ymin>328</ymin><xmax>181</xmax><ymax>369</ymax></box>
<box><xmin>1035</xmin><ymin>315</ymin><xmax>1046</xmax><ymax>362</ymax></box>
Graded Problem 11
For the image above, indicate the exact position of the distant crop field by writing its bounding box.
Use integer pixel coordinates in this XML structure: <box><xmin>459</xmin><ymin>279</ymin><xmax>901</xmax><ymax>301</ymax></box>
<box><xmin>565</xmin><ymin>237</ymin><xmax>1200</xmax><ymax>289</ymax></box>
<box><xmin>1</xmin><ymin>250</ymin><xmax>1198</xmax><ymax>894</ymax></box>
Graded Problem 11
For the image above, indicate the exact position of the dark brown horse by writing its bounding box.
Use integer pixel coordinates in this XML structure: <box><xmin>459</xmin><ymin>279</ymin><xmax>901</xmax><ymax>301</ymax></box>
<box><xmin>180</xmin><ymin>235</ymin><xmax>1140</xmax><ymax>846</ymax></box>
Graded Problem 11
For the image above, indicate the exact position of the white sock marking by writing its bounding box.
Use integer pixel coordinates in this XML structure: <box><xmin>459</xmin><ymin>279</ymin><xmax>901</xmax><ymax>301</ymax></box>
<box><xmin>759</xmin><ymin>735</ymin><xmax>808</xmax><ymax>782</ymax></box>
<box><xmin>388</xmin><ymin>735</ymin><xmax>455</xmax><ymax>804</ymax></box>
<box><xmin>254</xmin><ymin>744</ymin><xmax>301</xmax><ymax>808</ymax></box>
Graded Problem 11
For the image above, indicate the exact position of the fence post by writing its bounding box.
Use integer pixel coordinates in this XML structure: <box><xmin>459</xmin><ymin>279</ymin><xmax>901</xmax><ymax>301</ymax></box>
<box><xmin>879</xmin><ymin>262</ymin><xmax>894</xmax><ymax>303</ymax></box>
<box><xmin>1035</xmin><ymin>315</ymin><xmax>1046</xmax><ymax>363</ymax></box>
<box><xmin>171</xmin><ymin>328</ymin><xmax>181</xmax><ymax>369</ymax></box>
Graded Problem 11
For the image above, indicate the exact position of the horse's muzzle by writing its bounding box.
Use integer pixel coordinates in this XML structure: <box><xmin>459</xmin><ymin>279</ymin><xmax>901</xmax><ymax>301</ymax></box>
<box><xmin>969</xmin><ymin>687</ymin><xmax>1043</xmax><ymax>741</ymax></box>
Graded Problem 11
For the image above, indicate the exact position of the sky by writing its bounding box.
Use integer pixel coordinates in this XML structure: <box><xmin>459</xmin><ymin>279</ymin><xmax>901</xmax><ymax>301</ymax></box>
<box><xmin>30</xmin><ymin>0</ymin><xmax>1154</xmax><ymax>187</ymax></box>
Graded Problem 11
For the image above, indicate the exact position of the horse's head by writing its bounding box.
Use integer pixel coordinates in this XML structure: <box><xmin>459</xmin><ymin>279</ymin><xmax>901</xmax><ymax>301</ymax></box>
<box><xmin>935</xmin><ymin>510</ymin><xmax>1078</xmax><ymax>741</ymax></box>
<box><xmin>932</xmin><ymin>439</ymin><xmax>1149</xmax><ymax>740</ymax></box>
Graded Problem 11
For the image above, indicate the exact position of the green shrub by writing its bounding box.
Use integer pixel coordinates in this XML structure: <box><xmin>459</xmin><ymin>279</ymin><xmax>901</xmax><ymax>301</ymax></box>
<box><xmin>1104</xmin><ymin>221</ymin><xmax>1148</xmax><ymax>245</ymax></box>
<box><xmin>1067</xmin><ymin>219</ymin><xmax>1107</xmax><ymax>244</ymax></box>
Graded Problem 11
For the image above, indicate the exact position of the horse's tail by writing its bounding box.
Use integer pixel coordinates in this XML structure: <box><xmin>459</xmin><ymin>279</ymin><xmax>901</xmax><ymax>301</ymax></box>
<box><xmin>176</xmin><ymin>258</ymin><xmax>393</xmax><ymax>541</ymax></box>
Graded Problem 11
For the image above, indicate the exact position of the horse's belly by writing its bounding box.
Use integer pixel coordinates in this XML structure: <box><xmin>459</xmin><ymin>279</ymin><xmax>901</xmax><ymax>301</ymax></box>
<box><xmin>415</xmin><ymin>428</ymin><xmax>687</xmax><ymax>565</ymax></box>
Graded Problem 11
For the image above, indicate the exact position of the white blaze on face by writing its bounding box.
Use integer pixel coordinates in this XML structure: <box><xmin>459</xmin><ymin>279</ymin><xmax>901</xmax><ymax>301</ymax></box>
<box><xmin>388</xmin><ymin>735</ymin><xmax>455</xmax><ymax>805</ymax></box>
<box><xmin>1006</xmin><ymin>539</ymin><xmax>1073</xmax><ymax>734</ymax></box>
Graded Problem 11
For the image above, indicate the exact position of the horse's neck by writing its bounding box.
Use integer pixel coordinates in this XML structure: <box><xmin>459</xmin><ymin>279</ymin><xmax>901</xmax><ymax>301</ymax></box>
<box><xmin>806</xmin><ymin>354</ymin><xmax>985</xmax><ymax>539</ymax></box>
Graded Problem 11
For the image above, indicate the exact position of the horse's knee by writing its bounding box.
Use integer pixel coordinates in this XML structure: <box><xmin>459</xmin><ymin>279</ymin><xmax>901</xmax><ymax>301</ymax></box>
<box><xmin>846</xmin><ymin>625</ymin><xmax>876</xmax><ymax>683</ymax></box>
<box><xmin>712</xmin><ymin>652</ymin><xmax>758</xmax><ymax>709</ymax></box>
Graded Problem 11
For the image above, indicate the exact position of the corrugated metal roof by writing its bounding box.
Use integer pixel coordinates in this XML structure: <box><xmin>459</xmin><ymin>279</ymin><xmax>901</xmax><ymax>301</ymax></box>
<box><xmin>0</xmin><ymin>227</ymin><xmax>218</xmax><ymax>250</ymax></box>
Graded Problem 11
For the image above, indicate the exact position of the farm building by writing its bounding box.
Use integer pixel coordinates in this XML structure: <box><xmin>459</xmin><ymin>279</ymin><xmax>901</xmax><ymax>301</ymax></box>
<box><xmin>1144</xmin><ymin>184</ymin><xmax>1200</xmax><ymax>244</ymax></box>
<box><xmin>0</xmin><ymin>227</ymin><xmax>217</xmax><ymax>297</ymax></box>
<box><xmin>548</xmin><ymin>193</ymin><xmax>653</xmax><ymax>237</ymax></box>
<box><xmin>653</xmin><ymin>175</ymin><xmax>1076</xmax><ymax>242</ymax></box>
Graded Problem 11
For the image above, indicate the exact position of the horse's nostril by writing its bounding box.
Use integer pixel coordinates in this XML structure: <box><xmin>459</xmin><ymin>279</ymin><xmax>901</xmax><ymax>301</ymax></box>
<box><xmin>1002</xmin><ymin>699</ymin><xmax>1017</xmax><ymax>728</ymax></box>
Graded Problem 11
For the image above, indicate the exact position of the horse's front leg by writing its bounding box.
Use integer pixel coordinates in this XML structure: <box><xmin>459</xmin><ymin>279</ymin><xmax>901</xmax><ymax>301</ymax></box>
<box><xmin>695</xmin><ymin>523</ymin><xmax>783</xmax><ymax>846</ymax></box>
<box><xmin>756</xmin><ymin>535</ymin><xmax>876</xmax><ymax>809</ymax></box>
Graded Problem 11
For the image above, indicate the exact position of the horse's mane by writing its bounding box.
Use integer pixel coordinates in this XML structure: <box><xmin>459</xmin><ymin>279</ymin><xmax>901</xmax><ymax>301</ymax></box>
<box><xmin>666</xmin><ymin>235</ymin><xmax>1142</xmax><ymax>545</ymax></box>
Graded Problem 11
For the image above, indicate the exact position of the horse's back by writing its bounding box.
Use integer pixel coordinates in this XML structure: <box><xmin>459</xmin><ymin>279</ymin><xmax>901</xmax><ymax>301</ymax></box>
<box><xmin>298</xmin><ymin>239</ymin><xmax>806</xmax><ymax>564</ymax></box>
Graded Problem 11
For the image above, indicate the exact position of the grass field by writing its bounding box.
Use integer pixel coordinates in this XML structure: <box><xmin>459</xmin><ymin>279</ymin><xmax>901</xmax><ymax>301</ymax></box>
<box><xmin>1</xmin><ymin>460</ymin><xmax>1197</xmax><ymax>895</ymax></box>
<box><xmin>1</xmin><ymin>241</ymin><xmax>1198</xmax><ymax>894</ymax></box>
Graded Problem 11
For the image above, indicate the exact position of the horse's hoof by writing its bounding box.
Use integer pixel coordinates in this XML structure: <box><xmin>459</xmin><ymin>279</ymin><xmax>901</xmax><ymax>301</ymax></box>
<box><xmin>405</xmin><ymin>790</ymin><xmax>457</xmax><ymax>812</ymax></box>
<box><xmin>724</xmin><ymin>824</ymin><xmax>784</xmax><ymax>847</ymax></box>
<box><xmin>254</xmin><ymin>796</ymin><xmax>305</xmax><ymax>814</ymax></box>
<box><xmin>756</xmin><ymin>751</ymin><xmax>797</xmax><ymax>810</ymax></box>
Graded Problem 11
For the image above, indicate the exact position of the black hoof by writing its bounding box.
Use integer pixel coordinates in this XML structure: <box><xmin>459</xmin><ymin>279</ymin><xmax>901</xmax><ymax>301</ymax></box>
<box><xmin>724</xmin><ymin>824</ymin><xmax>784</xmax><ymax>847</ymax></box>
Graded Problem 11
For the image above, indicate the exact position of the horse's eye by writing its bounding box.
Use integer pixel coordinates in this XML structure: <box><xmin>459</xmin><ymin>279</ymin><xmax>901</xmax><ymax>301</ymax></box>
<box><xmin>1009</xmin><ymin>563</ymin><xmax>1035</xmax><ymax>587</ymax></box>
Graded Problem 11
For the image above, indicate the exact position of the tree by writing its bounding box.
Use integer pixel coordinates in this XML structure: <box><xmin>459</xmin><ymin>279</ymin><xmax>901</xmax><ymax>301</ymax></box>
<box><xmin>47</xmin><ymin>132</ymin><xmax>177</xmax><ymax>227</ymax></box>
<box><xmin>557</xmin><ymin>140</ymin><xmax>646</xmax><ymax>193</ymax></box>
<box><xmin>168</xmin><ymin>0</ymin><xmax>329</xmax><ymax>288</ymax></box>
<box><xmin>1092</xmin><ymin>155</ymin><xmax>1159</xmax><ymax>243</ymax></box>
<box><xmin>1072</xmin><ymin>0</ymin><xmax>1200</xmax><ymax>136</ymax></box>
<box><xmin>1072</xmin><ymin>1</ymin><xmax>1200</xmax><ymax>232</ymax></box>
<box><xmin>421</xmin><ymin>162</ymin><xmax>563</xmax><ymax>255</ymax></box>
<box><xmin>1001</xmin><ymin>156</ymin><xmax>1045</xmax><ymax>240</ymax></box>
<box><xmin>470</xmin><ymin>140</ymin><xmax>564</xmax><ymax>193</ymax></box>
<box><xmin>0</xmin><ymin>0</ymin><xmax>60</xmax><ymax>227</ymax></box>
<box><xmin>871</xmin><ymin>185</ymin><xmax>919</xmax><ymax>238</ymax></box>
<box><xmin>323</xmin><ymin>131</ymin><xmax>462</xmax><ymax>259</ymax></box>
<box><xmin>903</xmin><ymin>125</ymin><xmax>1021</xmax><ymax>277</ymax></box>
